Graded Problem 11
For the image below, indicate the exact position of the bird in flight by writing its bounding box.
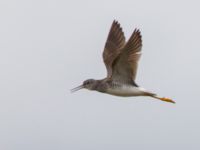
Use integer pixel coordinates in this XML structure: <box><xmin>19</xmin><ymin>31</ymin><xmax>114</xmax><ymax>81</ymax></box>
<box><xmin>71</xmin><ymin>20</ymin><xmax>175</xmax><ymax>103</ymax></box>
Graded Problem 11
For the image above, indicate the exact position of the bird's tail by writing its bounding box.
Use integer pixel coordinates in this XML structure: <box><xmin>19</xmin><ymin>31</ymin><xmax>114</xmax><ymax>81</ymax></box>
<box><xmin>144</xmin><ymin>92</ymin><xmax>175</xmax><ymax>104</ymax></box>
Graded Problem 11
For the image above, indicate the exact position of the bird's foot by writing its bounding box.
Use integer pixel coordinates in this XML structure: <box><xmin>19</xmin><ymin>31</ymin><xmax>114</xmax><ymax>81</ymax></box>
<box><xmin>152</xmin><ymin>95</ymin><xmax>175</xmax><ymax>104</ymax></box>
<box><xmin>158</xmin><ymin>97</ymin><xmax>175</xmax><ymax>104</ymax></box>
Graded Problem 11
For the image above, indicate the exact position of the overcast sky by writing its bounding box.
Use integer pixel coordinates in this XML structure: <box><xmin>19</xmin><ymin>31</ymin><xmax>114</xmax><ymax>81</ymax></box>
<box><xmin>0</xmin><ymin>0</ymin><xmax>200</xmax><ymax>150</ymax></box>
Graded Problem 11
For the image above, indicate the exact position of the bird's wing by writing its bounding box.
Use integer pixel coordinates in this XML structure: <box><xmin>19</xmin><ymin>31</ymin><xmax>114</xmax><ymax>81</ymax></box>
<box><xmin>103</xmin><ymin>20</ymin><xmax>125</xmax><ymax>78</ymax></box>
<box><xmin>111</xmin><ymin>29</ymin><xmax>142</xmax><ymax>83</ymax></box>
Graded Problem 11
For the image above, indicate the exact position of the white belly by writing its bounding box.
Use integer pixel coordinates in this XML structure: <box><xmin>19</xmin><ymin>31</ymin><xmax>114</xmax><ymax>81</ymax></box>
<box><xmin>106</xmin><ymin>86</ymin><xmax>146</xmax><ymax>97</ymax></box>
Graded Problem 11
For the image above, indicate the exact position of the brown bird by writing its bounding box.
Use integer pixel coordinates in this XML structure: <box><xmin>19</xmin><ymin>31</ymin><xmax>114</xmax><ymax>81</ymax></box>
<box><xmin>71</xmin><ymin>20</ymin><xmax>175</xmax><ymax>103</ymax></box>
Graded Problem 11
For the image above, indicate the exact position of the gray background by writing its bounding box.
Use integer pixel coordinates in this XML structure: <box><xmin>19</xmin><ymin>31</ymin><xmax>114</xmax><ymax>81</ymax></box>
<box><xmin>0</xmin><ymin>0</ymin><xmax>200</xmax><ymax>149</ymax></box>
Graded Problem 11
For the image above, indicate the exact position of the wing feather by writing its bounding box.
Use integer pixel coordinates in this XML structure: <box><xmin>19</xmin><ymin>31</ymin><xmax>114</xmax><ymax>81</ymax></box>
<box><xmin>111</xmin><ymin>29</ymin><xmax>142</xmax><ymax>83</ymax></box>
<box><xmin>103</xmin><ymin>20</ymin><xmax>125</xmax><ymax>78</ymax></box>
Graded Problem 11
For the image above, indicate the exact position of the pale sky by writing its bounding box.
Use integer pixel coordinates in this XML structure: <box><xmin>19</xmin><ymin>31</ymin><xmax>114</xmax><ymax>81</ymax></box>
<box><xmin>0</xmin><ymin>0</ymin><xmax>200</xmax><ymax>150</ymax></box>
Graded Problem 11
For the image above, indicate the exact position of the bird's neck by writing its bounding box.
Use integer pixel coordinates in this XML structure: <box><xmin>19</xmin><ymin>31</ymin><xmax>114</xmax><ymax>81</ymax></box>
<box><xmin>91</xmin><ymin>79</ymin><xmax>107</xmax><ymax>93</ymax></box>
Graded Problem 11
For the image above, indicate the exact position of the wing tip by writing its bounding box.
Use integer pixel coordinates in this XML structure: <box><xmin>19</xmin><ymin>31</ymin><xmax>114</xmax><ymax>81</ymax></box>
<box><xmin>112</xmin><ymin>20</ymin><xmax>120</xmax><ymax>28</ymax></box>
<box><xmin>134</xmin><ymin>28</ymin><xmax>141</xmax><ymax>34</ymax></box>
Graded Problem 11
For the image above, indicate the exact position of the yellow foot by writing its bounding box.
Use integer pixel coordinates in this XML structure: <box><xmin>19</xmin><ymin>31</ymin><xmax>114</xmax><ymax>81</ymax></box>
<box><xmin>159</xmin><ymin>97</ymin><xmax>175</xmax><ymax>104</ymax></box>
<box><xmin>152</xmin><ymin>96</ymin><xmax>175</xmax><ymax>104</ymax></box>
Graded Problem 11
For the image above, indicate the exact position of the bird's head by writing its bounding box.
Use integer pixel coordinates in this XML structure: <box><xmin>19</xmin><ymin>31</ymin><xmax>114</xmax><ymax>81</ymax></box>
<box><xmin>71</xmin><ymin>79</ymin><xmax>96</xmax><ymax>92</ymax></box>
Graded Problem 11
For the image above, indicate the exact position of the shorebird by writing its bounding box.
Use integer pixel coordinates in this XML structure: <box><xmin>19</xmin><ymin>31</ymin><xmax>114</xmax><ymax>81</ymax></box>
<box><xmin>71</xmin><ymin>20</ymin><xmax>175</xmax><ymax>103</ymax></box>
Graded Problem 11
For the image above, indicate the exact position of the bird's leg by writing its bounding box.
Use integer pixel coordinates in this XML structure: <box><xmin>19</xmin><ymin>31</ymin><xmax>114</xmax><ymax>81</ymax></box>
<box><xmin>151</xmin><ymin>95</ymin><xmax>175</xmax><ymax>104</ymax></box>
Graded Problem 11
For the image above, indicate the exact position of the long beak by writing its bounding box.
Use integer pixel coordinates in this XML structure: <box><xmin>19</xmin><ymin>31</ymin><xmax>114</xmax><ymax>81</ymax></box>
<box><xmin>70</xmin><ymin>85</ymin><xmax>84</xmax><ymax>93</ymax></box>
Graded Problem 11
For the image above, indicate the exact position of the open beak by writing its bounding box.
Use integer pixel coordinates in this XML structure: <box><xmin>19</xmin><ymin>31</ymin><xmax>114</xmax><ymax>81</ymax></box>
<box><xmin>71</xmin><ymin>85</ymin><xmax>84</xmax><ymax>93</ymax></box>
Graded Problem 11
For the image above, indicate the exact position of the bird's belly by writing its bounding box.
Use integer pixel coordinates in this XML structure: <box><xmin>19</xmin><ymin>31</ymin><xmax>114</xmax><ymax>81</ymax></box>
<box><xmin>106</xmin><ymin>86</ymin><xmax>145</xmax><ymax>97</ymax></box>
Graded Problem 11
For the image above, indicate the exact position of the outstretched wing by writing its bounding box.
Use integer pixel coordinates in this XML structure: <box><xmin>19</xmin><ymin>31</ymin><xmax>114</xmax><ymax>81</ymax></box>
<box><xmin>103</xmin><ymin>20</ymin><xmax>125</xmax><ymax>78</ymax></box>
<box><xmin>111</xmin><ymin>29</ymin><xmax>142</xmax><ymax>83</ymax></box>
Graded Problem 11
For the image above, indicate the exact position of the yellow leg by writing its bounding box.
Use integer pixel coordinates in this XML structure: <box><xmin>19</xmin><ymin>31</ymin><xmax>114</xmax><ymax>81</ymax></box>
<box><xmin>152</xmin><ymin>96</ymin><xmax>175</xmax><ymax>104</ymax></box>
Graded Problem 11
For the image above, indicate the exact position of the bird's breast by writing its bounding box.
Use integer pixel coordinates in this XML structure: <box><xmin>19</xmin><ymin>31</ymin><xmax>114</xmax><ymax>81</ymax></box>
<box><xmin>106</xmin><ymin>86</ymin><xmax>146</xmax><ymax>97</ymax></box>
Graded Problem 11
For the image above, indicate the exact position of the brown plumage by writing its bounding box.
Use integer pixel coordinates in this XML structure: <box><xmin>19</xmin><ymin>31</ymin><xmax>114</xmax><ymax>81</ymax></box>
<box><xmin>103</xmin><ymin>21</ymin><xmax>142</xmax><ymax>83</ymax></box>
<box><xmin>103</xmin><ymin>20</ymin><xmax>126</xmax><ymax>78</ymax></box>
<box><xmin>71</xmin><ymin>20</ymin><xmax>175</xmax><ymax>104</ymax></box>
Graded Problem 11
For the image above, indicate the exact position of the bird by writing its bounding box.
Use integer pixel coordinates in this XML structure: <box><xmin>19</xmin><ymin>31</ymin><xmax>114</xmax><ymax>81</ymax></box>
<box><xmin>71</xmin><ymin>20</ymin><xmax>175</xmax><ymax>103</ymax></box>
